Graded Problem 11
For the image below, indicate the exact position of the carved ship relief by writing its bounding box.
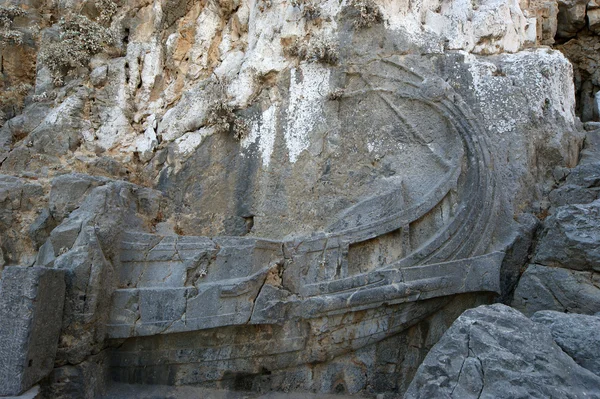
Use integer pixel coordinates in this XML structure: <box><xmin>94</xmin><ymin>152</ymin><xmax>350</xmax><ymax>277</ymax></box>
<box><xmin>108</xmin><ymin>57</ymin><xmax>504</xmax><ymax>385</ymax></box>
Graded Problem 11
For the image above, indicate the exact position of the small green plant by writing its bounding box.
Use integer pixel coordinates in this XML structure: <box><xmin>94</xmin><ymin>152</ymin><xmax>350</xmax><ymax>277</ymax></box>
<box><xmin>286</xmin><ymin>36</ymin><xmax>339</xmax><ymax>65</ymax></box>
<box><xmin>206</xmin><ymin>101</ymin><xmax>249</xmax><ymax>141</ymax></box>
<box><xmin>349</xmin><ymin>0</ymin><xmax>382</xmax><ymax>29</ymax></box>
<box><xmin>95</xmin><ymin>0</ymin><xmax>118</xmax><ymax>24</ymax></box>
<box><xmin>0</xmin><ymin>5</ymin><xmax>26</xmax><ymax>45</ymax></box>
<box><xmin>308</xmin><ymin>37</ymin><xmax>339</xmax><ymax>64</ymax></box>
<box><xmin>39</xmin><ymin>14</ymin><xmax>115</xmax><ymax>85</ymax></box>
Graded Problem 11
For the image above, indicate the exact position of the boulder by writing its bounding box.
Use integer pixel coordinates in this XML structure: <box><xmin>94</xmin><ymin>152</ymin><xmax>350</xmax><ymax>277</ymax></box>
<box><xmin>533</xmin><ymin>200</ymin><xmax>600</xmax><ymax>271</ymax></box>
<box><xmin>405</xmin><ymin>304</ymin><xmax>600</xmax><ymax>399</ymax></box>
<box><xmin>512</xmin><ymin>264</ymin><xmax>600</xmax><ymax>316</ymax></box>
<box><xmin>531</xmin><ymin>311</ymin><xmax>600</xmax><ymax>376</ymax></box>
<box><xmin>549</xmin><ymin>162</ymin><xmax>600</xmax><ymax>206</ymax></box>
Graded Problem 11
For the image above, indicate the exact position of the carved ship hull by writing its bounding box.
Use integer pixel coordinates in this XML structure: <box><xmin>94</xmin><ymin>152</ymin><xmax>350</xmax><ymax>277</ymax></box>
<box><xmin>107</xmin><ymin>58</ymin><xmax>504</xmax><ymax>385</ymax></box>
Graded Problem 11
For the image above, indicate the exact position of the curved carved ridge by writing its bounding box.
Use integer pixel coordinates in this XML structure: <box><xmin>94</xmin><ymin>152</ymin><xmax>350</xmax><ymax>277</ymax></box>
<box><xmin>108</xmin><ymin>60</ymin><xmax>502</xmax><ymax>357</ymax></box>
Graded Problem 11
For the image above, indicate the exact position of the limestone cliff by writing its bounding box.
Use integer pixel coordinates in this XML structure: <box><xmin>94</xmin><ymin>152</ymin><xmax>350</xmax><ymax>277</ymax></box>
<box><xmin>0</xmin><ymin>0</ymin><xmax>597</xmax><ymax>397</ymax></box>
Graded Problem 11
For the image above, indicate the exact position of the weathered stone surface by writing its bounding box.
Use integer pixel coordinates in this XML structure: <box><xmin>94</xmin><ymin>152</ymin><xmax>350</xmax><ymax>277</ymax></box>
<box><xmin>590</xmin><ymin>7</ymin><xmax>600</xmax><ymax>33</ymax></box>
<box><xmin>564</xmin><ymin>161</ymin><xmax>600</xmax><ymax>187</ymax></box>
<box><xmin>549</xmin><ymin>182</ymin><xmax>599</xmax><ymax>206</ymax></box>
<box><xmin>48</xmin><ymin>174</ymin><xmax>109</xmax><ymax>222</ymax></box>
<box><xmin>531</xmin><ymin>310</ymin><xmax>600</xmax><ymax>376</ymax></box>
<box><xmin>498</xmin><ymin>213</ymin><xmax>539</xmax><ymax>303</ymax></box>
<box><xmin>405</xmin><ymin>304</ymin><xmax>600</xmax><ymax>399</ymax></box>
<box><xmin>42</xmin><ymin>180</ymin><xmax>165</xmax><ymax>366</ymax></box>
<box><xmin>0</xmin><ymin>0</ymin><xmax>592</xmax><ymax>396</ymax></box>
<box><xmin>37</xmin><ymin>178</ymin><xmax>165</xmax><ymax>266</ymax></box>
<box><xmin>0</xmin><ymin>175</ymin><xmax>45</xmax><ymax>267</ymax></box>
<box><xmin>556</xmin><ymin>0</ymin><xmax>589</xmax><ymax>38</ymax></box>
<box><xmin>556</xmin><ymin>35</ymin><xmax>600</xmax><ymax>123</ymax></box>
<box><xmin>0</xmin><ymin>267</ymin><xmax>66</xmax><ymax>396</ymax></box>
<box><xmin>524</xmin><ymin>0</ymin><xmax>559</xmax><ymax>45</ymax></box>
<box><xmin>512</xmin><ymin>264</ymin><xmax>600</xmax><ymax>315</ymax></box>
<box><xmin>581</xmin><ymin>128</ymin><xmax>600</xmax><ymax>163</ymax></box>
<box><xmin>40</xmin><ymin>352</ymin><xmax>109</xmax><ymax>399</ymax></box>
<box><xmin>27</xmin><ymin>88</ymin><xmax>88</xmax><ymax>157</ymax></box>
<box><xmin>0</xmin><ymin>386</ymin><xmax>42</xmax><ymax>399</ymax></box>
<box><xmin>533</xmin><ymin>199</ymin><xmax>600</xmax><ymax>271</ymax></box>
<box><xmin>28</xmin><ymin>209</ymin><xmax>57</xmax><ymax>250</ymax></box>
<box><xmin>101</xmin><ymin>383</ymin><xmax>354</xmax><ymax>398</ymax></box>
<box><xmin>109</xmin><ymin>293</ymin><xmax>492</xmax><ymax>395</ymax></box>
<box><xmin>0</xmin><ymin>103</ymin><xmax>51</xmax><ymax>164</ymax></box>
<box><xmin>548</xmin><ymin>160</ymin><xmax>600</xmax><ymax>206</ymax></box>
<box><xmin>52</xmin><ymin>229</ymin><xmax>115</xmax><ymax>366</ymax></box>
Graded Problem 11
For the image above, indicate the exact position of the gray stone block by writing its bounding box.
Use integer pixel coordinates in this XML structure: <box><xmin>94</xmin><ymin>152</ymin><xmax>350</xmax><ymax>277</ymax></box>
<box><xmin>0</xmin><ymin>267</ymin><xmax>66</xmax><ymax>396</ymax></box>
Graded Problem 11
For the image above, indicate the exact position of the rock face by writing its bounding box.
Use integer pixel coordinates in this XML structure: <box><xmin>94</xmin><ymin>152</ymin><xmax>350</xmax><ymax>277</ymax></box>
<box><xmin>553</xmin><ymin>2</ymin><xmax>600</xmax><ymax>122</ymax></box>
<box><xmin>405</xmin><ymin>304</ymin><xmax>600</xmax><ymax>399</ymax></box>
<box><xmin>513</xmin><ymin>127</ymin><xmax>600</xmax><ymax>316</ymax></box>
<box><xmin>533</xmin><ymin>199</ymin><xmax>600</xmax><ymax>271</ymax></box>
<box><xmin>0</xmin><ymin>175</ymin><xmax>45</xmax><ymax>267</ymax></box>
<box><xmin>531</xmin><ymin>311</ymin><xmax>600</xmax><ymax>376</ymax></box>
<box><xmin>512</xmin><ymin>264</ymin><xmax>600</xmax><ymax>315</ymax></box>
<box><xmin>0</xmin><ymin>0</ymin><xmax>595</xmax><ymax>397</ymax></box>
